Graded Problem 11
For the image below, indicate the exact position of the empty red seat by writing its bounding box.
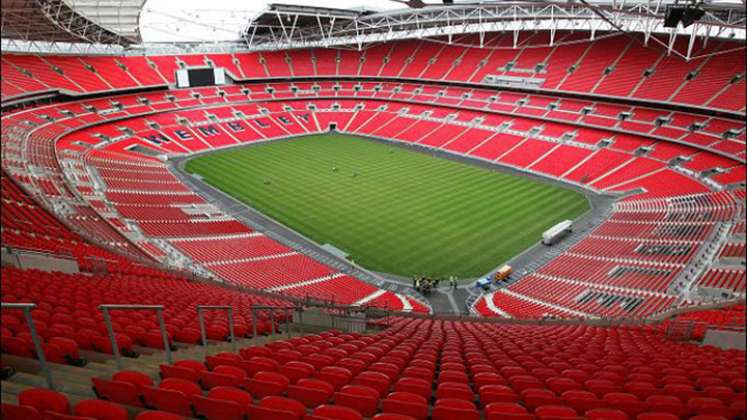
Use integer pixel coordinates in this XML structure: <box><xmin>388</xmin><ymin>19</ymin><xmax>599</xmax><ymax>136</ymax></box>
<box><xmin>604</xmin><ymin>392</ymin><xmax>648</xmax><ymax>417</ymax></box>
<box><xmin>248</xmin><ymin>396</ymin><xmax>306</xmax><ymax>420</ymax></box>
<box><xmin>334</xmin><ymin>384</ymin><xmax>380</xmax><ymax>417</ymax></box>
<box><xmin>393</xmin><ymin>377</ymin><xmax>431</xmax><ymax>400</ymax></box>
<box><xmin>245</xmin><ymin>371</ymin><xmax>290</xmax><ymax>398</ymax></box>
<box><xmin>308</xmin><ymin>404</ymin><xmax>363</xmax><ymax>420</ymax></box>
<box><xmin>207</xmin><ymin>386</ymin><xmax>252</xmax><ymax>410</ymax></box>
<box><xmin>191</xmin><ymin>395</ymin><xmax>243</xmax><ymax>420</ymax></box>
<box><xmin>432</xmin><ymin>398</ymin><xmax>479</xmax><ymax>420</ymax></box>
<box><xmin>688</xmin><ymin>397</ymin><xmax>730</xmax><ymax>417</ymax></box>
<box><xmin>522</xmin><ymin>388</ymin><xmax>563</xmax><ymax>411</ymax></box>
<box><xmin>315</xmin><ymin>366</ymin><xmax>353</xmax><ymax>391</ymax></box>
<box><xmin>287</xmin><ymin>378</ymin><xmax>334</xmax><ymax>407</ymax></box>
<box><xmin>279</xmin><ymin>361</ymin><xmax>315</xmax><ymax>383</ymax></box>
<box><xmin>586</xmin><ymin>408</ymin><xmax>628</xmax><ymax>420</ymax></box>
<box><xmin>18</xmin><ymin>388</ymin><xmax>70</xmax><ymax>415</ymax></box>
<box><xmin>92</xmin><ymin>377</ymin><xmax>142</xmax><ymax>407</ymax></box>
<box><xmin>200</xmin><ymin>370</ymin><xmax>243</xmax><ymax>389</ymax></box>
<box><xmin>134</xmin><ymin>410</ymin><xmax>185</xmax><ymax>420</ymax></box>
<box><xmin>1</xmin><ymin>403</ymin><xmax>41</xmax><ymax>419</ymax></box>
<box><xmin>243</xmin><ymin>356</ymin><xmax>279</xmax><ymax>376</ymax></box>
<box><xmin>534</xmin><ymin>405</ymin><xmax>579</xmax><ymax>419</ymax></box>
<box><xmin>142</xmin><ymin>378</ymin><xmax>200</xmax><ymax>416</ymax></box>
<box><xmin>381</xmin><ymin>392</ymin><xmax>428</xmax><ymax>420</ymax></box>
<box><xmin>159</xmin><ymin>365</ymin><xmax>201</xmax><ymax>383</ymax></box>
<box><xmin>240</xmin><ymin>345</ymin><xmax>272</xmax><ymax>360</ymax></box>
<box><xmin>479</xmin><ymin>384</ymin><xmax>520</xmax><ymax>405</ymax></box>
<box><xmin>112</xmin><ymin>370</ymin><xmax>154</xmax><ymax>392</ymax></box>
<box><xmin>636</xmin><ymin>413</ymin><xmax>681</xmax><ymax>420</ymax></box>
<box><xmin>485</xmin><ymin>402</ymin><xmax>532</xmax><ymax>420</ymax></box>
<box><xmin>352</xmin><ymin>371</ymin><xmax>390</xmax><ymax>397</ymax></box>
<box><xmin>547</xmin><ymin>377</ymin><xmax>581</xmax><ymax>395</ymax></box>
<box><xmin>73</xmin><ymin>399</ymin><xmax>128</xmax><ymax>420</ymax></box>
<box><xmin>435</xmin><ymin>381</ymin><xmax>473</xmax><ymax>402</ymax></box>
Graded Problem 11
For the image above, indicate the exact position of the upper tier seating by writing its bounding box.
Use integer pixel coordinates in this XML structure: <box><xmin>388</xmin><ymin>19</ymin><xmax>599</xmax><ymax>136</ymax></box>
<box><xmin>2</xmin><ymin>32</ymin><xmax>745</xmax><ymax>112</ymax></box>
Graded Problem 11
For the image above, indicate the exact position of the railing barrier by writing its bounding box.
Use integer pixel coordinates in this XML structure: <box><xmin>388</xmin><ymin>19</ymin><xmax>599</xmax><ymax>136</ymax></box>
<box><xmin>197</xmin><ymin>305</ymin><xmax>236</xmax><ymax>355</ymax></box>
<box><xmin>99</xmin><ymin>304</ymin><xmax>170</xmax><ymax>370</ymax></box>
<box><xmin>1</xmin><ymin>302</ymin><xmax>54</xmax><ymax>389</ymax></box>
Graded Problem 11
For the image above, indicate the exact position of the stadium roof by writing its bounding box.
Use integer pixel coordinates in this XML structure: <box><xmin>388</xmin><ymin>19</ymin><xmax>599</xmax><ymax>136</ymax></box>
<box><xmin>0</xmin><ymin>0</ymin><xmax>145</xmax><ymax>46</ymax></box>
<box><xmin>1</xmin><ymin>0</ymin><xmax>744</xmax><ymax>55</ymax></box>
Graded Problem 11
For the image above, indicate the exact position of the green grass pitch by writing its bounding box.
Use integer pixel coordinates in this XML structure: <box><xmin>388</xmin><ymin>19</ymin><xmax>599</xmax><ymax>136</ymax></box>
<box><xmin>185</xmin><ymin>134</ymin><xmax>589</xmax><ymax>279</ymax></box>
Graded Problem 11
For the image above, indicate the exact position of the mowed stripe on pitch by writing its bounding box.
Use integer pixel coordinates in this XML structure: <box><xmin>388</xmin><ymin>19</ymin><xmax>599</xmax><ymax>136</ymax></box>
<box><xmin>186</xmin><ymin>134</ymin><xmax>589</xmax><ymax>278</ymax></box>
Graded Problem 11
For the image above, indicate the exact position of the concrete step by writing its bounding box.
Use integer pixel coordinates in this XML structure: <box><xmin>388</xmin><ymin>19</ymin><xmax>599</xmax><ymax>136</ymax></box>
<box><xmin>5</xmin><ymin>371</ymin><xmax>94</xmax><ymax>398</ymax></box>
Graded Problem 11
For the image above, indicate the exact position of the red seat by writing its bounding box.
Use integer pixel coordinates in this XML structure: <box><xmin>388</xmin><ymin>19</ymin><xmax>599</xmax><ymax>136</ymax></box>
<box><xmin>41</xmin><ymin>412</ymin><xmax>92</xmax><ymax>419</ymax></box>
<box><xmin>18</xmin><ymin>388</ymin><xmax>70</xmax><ymax>415</ymax></box>
<box><xmin>393</xmin><ymin>377</ymin><xmax>431</xmax><ymax>400</ymax></box>
<box><xmin>73</xmin><ymin>400</ymin><xmax>128</xmax><ymax>420</ymax></box>
<box><xmin>279</xmin><ymin>361</ymin><xmax>315</xmax><ymax>384</ymax></box>
<box><xmin>134</xmin><ymin>411</ymin><xmax>185</xmax><ymax>420</ymax></box>
<box><xmin>173</xmin><ymin>360</ymin><xmax>206</xmax><ymax>373</ymax></box>
<box><xmin>239</xmin><ymin>345</ymin><xmax>272</xmax><ymax>360</ymax></box>
<box><xmin>479</xmin><ymin>384</ymin><xmax>520</xmax><ymax>405</ymax></box>
<box><xmin>245</xmin><ymin>371</ymin><xmax>290</xmax><ymax>398</ymax></box>
<box><xmin>485</xmin><ymin>402</ymin><xmax>531</xmax><ymax>420</ymax></box>
<box><xmin>142</xmin><ymin>379</ymin><xmax>200</xmax><ymax>416</ymax></box>
<box><xmin>352</xmin><ymin>371</ymin><xmax>390</xmax><ymax>397</ymax></box>
<box><xmin>287</xmin><ymin>378</ymin><xmax>334</xmax><ymax>407</ymax></box>
<box><xmin>334</xmin><ymin>384</ymin><xmax>380</xmax><ymax>417</ymax></box>
<box><xmin>112</xmin><ymin>370</ymin><xmax>154</xmax><ymax>392</ymax></box>
<box><xmin>207</xmin><ymin>386</ymin><xmax>252</xmax><ymax>411</ymax></box>
<box><xmin>308</xmin><ymin>404</ymin><xmax>363</xmax><ymax>420</ymax></box>
<box><xmin>586</xmin><ymin>408</ymin><xmax>628</xmax><ymax>420</ymax></box>
<box><xmin>547</xmin><ymin>377</ymin><xmax>581</xmax><ymax>395</ymax></box>
<box><xmin>159</xmin><ymin>365</ymin><xmax>201</xmax><ymax>383</ymax></box>
<box><xmin>316</xmin><ymin>366</ymin><xmax>353</xmax><ymax>391</ymax></box>
<box><xmin>142</xmin><ymin>387</ymin><xmax>192</xmax><ymax>416</ymax></box>
<box><xmin>200</xmin><ymin>370</ymin><xmax>243</xmax><ymax>389</ymax></box>
<box><xmin>636</xmin><ymin>413</ymin><xmax>681</xmax><ymax>420</ymax></box>
<box><xmin>242</xmin><ymin>356</ymin><xmax>279</xmax><ymax>376</ymax></box>
<box><xmin>432</xmin><ymin>398</ymin><xmax>480</xmax><ymax>420</ymax></box>
<box><xmin>435</xmin><ymin>381</ymin><xmax>474</xmax><ymax>402</ymax></box>
<box><xmin>645</xmin><ymin>395</ymin><xmax>688</xmax><ymax>417</ymax></box>
<box><xmin>688</xmin><ymin>397</ymin><xmax>730</xmax><ymax>417</ymax></box>
<box><xmin>372</xmin><ymin>414</ymin><xmax>416</xmax><ymax>420</ymax></box>
<box><xmin>1</xmin><ymin>403</ymin><xmax>41</xmax><ymax>420</ymax></box>
<box><xmin>473</xmin><ymin>372</ymin><xmax>503</xmax><ymax>389</ymax></box>
<box><xmin>521</xmin><ymin>388</ymin><xmax>563</xmax><ymax>411</ymax></box>
<box><xmin>248</xmin><ymin>396</ymin><xmax>306</xmax><ymax>420</ymax></box>
<box><xmin>437</xmin><ymin>370</ymin><xmax>469</xmax><ymax>385</ymax></box>
<box><xmin>381</xmin><ymin>392</ymin><xmax>428</xmax><ymax>420</ymax></box>
<box><xmin>585</xmin><ymin>379</ymin><xmax>619</xmax><ymax>398</ymax></box>
<box><xmin>534</xmin><ymin>405</ymin><xmax>579</xmax><ymax>419</ymax></box>
<box><xmin>603</xmin><ymin>392</ymin><xmax>648</xmax><ymax>417</ymax></box>
<box><xmin>191</xmin><ymin>395</ymin><xmax>243</xmax><ymax>420</ymax></box>
<box><xmin>94</xmin><ymin>376</ymin><xmax>143</xmax><ymax>404</ymax></box>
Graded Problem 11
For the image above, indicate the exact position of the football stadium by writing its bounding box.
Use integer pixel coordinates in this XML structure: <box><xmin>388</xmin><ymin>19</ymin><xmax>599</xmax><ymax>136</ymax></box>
<box><xmin>0</xmin><ymin>0</ymin><xmax>745</xmax><ymax>418</ymax></box>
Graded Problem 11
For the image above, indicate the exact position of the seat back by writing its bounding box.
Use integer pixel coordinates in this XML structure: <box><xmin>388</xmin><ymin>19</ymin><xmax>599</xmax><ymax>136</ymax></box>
<box><xmin>73</xmin><ymin>399</ymin><xmax>128</xmax><ymax>420</ymax></box>
<box><xmin>92</xmin><ymin>377</ymin><xmax>142</xmax><ymax>407</ymax></box>
<box><xmin>18</xmin><ymin>388</ymin><xmax>70</xmax><ymax>414</ymax></box>
<box><xmin>191</xmin><ymin>395</ymin><xmax>244</xmax><ymax>420</ymax></box>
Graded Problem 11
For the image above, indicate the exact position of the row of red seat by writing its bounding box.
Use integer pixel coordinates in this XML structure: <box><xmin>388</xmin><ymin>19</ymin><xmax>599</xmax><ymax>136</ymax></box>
<box><xmin>3</xmin><ymin>33</ymin><xmax>745</xmax><ymax>111</ymax></box>
<box><xmin>16</xmin><ymin>319</ymin><xmax>745</xmax><ymax>419</ymax></box>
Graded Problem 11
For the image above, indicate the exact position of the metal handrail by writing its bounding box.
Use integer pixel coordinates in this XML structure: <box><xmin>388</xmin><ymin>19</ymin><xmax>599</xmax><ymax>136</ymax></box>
<box><xmin>197</xmin><ymin>305</ymin><xmax>236</xmax><ymax>354</ymax></box>
<box><xmin>98</xmin><ymin>304</ymin><xmax>171</xmax><ymax>370</ymax></box>
<box><xmin>1</xmin><ymin>302</ymin><xmax>54</xmax><ymax>389</ymax></box>
<box><xmin>250</xmin><ymin>305</ymin><xmax>297</xmax><ymax>339</ymax></box>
